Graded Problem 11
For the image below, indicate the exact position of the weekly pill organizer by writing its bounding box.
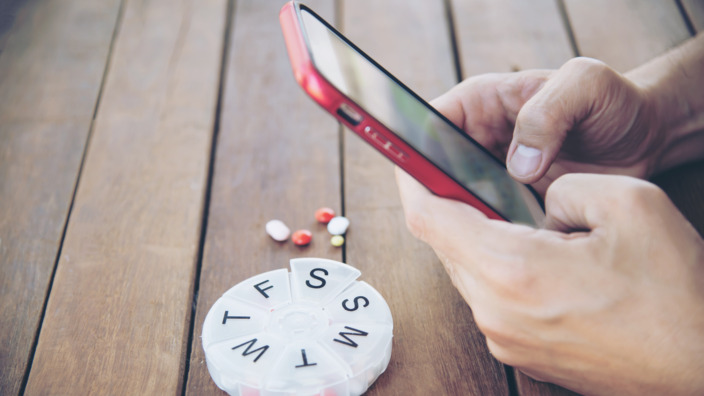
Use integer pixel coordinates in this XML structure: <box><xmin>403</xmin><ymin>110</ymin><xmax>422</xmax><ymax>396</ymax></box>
<box><xmin>202</xmin><ymin>258</ymin><xmax>394</xmax><ymax>395</ymax></box>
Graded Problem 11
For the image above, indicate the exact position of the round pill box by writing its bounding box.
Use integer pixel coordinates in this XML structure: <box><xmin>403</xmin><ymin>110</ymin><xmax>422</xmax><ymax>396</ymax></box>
<box><xmin>201</xmin><ymin>258</ymin><xmax>393</xmax><ymax>395</ymax></box>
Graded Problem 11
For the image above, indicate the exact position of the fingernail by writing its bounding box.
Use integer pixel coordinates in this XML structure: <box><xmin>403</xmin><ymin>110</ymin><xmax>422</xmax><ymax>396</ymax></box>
<box><xmin>508</xmin><ymin>144</ymin><xmax>542</xmax><ymax>178</ymax></box>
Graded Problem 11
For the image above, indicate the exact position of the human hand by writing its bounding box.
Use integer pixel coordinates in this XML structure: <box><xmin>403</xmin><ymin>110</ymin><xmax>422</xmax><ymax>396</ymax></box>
<box><xmin>434</xmin><ymin>57</ymin><xmax>664</xmax><ymax>195</ymax></box>
<box><xmin>397</xmin><ymin>169</ymin><xmax>704</xmax><ymax>395</ymax></box>
<box><xmin>396</xmin><ymin>169</ymin><xmax>704</xmax><ymax>395</ymax></box>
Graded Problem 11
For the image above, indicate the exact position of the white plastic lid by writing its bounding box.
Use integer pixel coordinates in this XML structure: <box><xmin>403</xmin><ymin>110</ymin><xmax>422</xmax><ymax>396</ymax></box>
<box><xmin>202</xmin><ymin>258</ymin><xmax>393</xmax><ymax>395</ymax></box>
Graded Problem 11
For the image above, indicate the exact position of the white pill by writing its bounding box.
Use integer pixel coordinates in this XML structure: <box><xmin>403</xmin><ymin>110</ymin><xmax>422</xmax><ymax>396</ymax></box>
<box><xmin>327</xmin><ymin>216</ymin><xmax>350</xmax><ymax>235</ymax></box>
<box><xmin>266</xmin><ymin>219</ymin><xmax>290</xmax><ymax>241</ymax></box>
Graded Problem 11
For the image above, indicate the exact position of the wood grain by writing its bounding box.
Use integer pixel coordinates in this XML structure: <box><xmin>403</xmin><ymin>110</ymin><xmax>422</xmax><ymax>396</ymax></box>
<box><xmin>183</xmin><ymin>0</ymin><xmax>342</xmax><ymax>394</ymax></box>
<box><xmin>450</xmin><ymin>0</ymin><xmax>573</xmax><ymax>76</ymax></box>
<box><xmin>562</xmin><ymin>0</ymin><xmax>700</xmax><ymax>223</ymax></box>
<box><xmin>0</xmin><ymin>0</ymin><xmax>121</xmax><ymax>394</ymax></box>
<box><xmin>449</xmin><ymin>1</ymin><xmax>574</xmax><ymax>395</ymax></box>
<box><xmin>565</xmin><ymin>0</ymin><xmax>690</xmax><ymax>72</ymax></box>
<box><xmin>23</xmin><ymin>0</ymin><xmax>226</xmax><ymax>394</ymax></box>
<box><xmin>341</xmin><ymin>0</ymin><xmax>509</xmax><ymax>394</ymax></box>
<box><xmin>514</xmin><ymin>1</ymin><xmax>696</xmax><ymax>395</ymax></box>
<box><xmin>7</xmin><ymin>0</ymin><xmax>699</xmax><ymax>394</ymax></box>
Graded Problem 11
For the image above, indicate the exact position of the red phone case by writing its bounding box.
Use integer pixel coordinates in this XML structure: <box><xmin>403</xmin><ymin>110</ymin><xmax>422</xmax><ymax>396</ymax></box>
<box><xmin>279</xmin><ymin>1</ymin><xmax>505</xmax><ymax>221</ymax></box>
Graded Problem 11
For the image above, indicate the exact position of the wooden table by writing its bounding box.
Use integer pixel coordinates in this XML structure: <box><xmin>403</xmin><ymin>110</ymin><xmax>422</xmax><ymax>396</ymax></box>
<box><xmin>2</xmin><ymin>0</ymin><xmax>703</xmax><ymax>395</ymax></box>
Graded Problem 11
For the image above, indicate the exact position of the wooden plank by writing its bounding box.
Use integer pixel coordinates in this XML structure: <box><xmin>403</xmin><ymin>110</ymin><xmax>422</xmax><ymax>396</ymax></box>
<box><xmin>565</xmin><ymin>0</ymin><xmax>690</xmax><ymax>72</ymax></box>
<box><xmin>682</xmin><ymin>0</ymin><xmax>704</xmax><ymax>32</ymax></box>
<box><xmin>450</xmin><ymin>0</ymin><xmax>574</xmax><ymax>395</ymax></box>
<box><xmin>658</xmin><ymin>0</ymin><xmax>704</xmax><ymax>237</ymax></box>
<box><xmin>566</xmin><ymin>0</ymin><xmax>704</xmax><ymax>237</ymax></box>
<box><xmin>341</xmin><ymin>1</ymin><xmax>509</xmax><ymax>394</ymax></box>
<box><xmin>562</xmin><ymin>5</ymin><xmax>700</xmax><ymax>234</ymax></box>
<box><xmin>23</xmin><ymin>0</ymin><xmax>226</xmax><ymax>394</ymax></box>
<box><xmin>511</xmin><ymin>1</ymin><xmax>695</xmax><ymax>395</ymax></box>
<box><xmin>450</xmin><ymin>0</ymin><xmax>573</xmax><ymax>76</ymax></box>
<box><xmin>184</xmin><ymin>0</ymin><xmax>342</xmax><ymax>394</ymax></box>
<box><xmin>0</xmin><ymin>1</ymin><xmax>121</xmax><ymax>394</ymax></box>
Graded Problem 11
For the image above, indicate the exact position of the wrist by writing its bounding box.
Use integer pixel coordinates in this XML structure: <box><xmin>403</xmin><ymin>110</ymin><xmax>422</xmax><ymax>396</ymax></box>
<box><xmin>643</xmin><ymin>74</ymin><xmax>704</xmax><ymax>176</ymax></box>
<box><xmin>643</xmin><ymin>80</ymin><xmax>704</xmax><ymax>176</ymax></box>
<box><xmin>626</xmin><ymin>33</ymin><xmax>704</xmax><ymax>176</ymax></box>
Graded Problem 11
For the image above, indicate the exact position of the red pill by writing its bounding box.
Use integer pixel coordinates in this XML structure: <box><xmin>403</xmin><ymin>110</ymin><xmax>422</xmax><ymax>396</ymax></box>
<box><xmin>291</xmin><ymin>229</ymin><xmax>312</xmax><ymax>246</ymax></box>
<box><xmin>315</xmin><ymin>207</ymin><xmax>336</xmax><ymax>224</ymax></box>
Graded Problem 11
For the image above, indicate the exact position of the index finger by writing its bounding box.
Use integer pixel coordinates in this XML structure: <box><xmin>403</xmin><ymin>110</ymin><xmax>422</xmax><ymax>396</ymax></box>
<box><xmin>395</xmin><ymin>166</ymin><xmax>562</xmax><ymax>257</ymax></box>
<box><xmin>396</xmin><ymin>167</ymin><xmax>589</xmax><ymax>310</ymax></box>
<box><xmin>430</xmin><ymin>70</ymin><xmax>553</xmax><ymax>157</ymax></box>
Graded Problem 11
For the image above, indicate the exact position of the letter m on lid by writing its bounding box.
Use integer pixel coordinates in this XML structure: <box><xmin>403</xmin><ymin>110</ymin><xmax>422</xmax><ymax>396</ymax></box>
<box><xmin>231</xmin><ymin>338</ymin><xmax>270</xmax><ymax>363</ymax></box>
<box><xmin>333</xmin><ymin>326</ymin><xmax>368</xmax><ymax>348</ymax></box>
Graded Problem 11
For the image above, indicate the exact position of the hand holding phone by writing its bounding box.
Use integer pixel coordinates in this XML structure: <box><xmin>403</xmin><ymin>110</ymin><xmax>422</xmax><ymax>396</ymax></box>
<box><xmin>280</xmin><ymin>1</ymin><xmax>545</xmax><ymax>226</ymax></box>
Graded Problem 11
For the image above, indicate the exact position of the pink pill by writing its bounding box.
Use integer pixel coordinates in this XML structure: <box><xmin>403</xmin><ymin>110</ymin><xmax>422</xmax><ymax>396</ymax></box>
<box><xmin>266</xmin><ymin>219</ymin><xmax>290</xmax><ymax>242</ymax></box>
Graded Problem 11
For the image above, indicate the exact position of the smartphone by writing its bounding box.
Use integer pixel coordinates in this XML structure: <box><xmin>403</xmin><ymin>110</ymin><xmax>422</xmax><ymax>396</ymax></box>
<box><xmin>280</xmin><ymin>1</ymin><xmax>545</xmax><ymax>226</ymax></box>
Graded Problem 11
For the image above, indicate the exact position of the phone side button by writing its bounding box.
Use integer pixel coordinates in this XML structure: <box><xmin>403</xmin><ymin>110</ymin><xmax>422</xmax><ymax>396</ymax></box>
<box><xmin>385</xmin><ymin>143</ymin><xmax>408</xmax><ymax>162</ymax></box>
<box><xmin>363</xmin><ymin>126</ymin><xmax>389</xmax><ymax>147</ymax></box>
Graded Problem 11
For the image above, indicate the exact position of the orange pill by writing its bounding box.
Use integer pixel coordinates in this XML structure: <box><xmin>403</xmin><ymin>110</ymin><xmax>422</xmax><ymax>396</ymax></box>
<box><xmin>292</xmin><ymin>229</ymin><xmax>312</xmax><ymax>246</ymax></box>
<box><xmin>315</xmin><ymin>207</ymin><xmax>336</xmax><ymax>224</ymax></box>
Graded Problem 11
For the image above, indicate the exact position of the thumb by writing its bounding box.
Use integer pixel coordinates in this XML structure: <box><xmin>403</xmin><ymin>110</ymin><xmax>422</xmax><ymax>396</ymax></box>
<box><xmin>543</xmin><ymin>173</ymin><xmax>608</xmax><ymax>233</ymax></box>
<box><xmin>507</xmin><ymin>58</ymin><xmax>610</xmax><ymax>183</ymax></box>
<box><xmin>543</xmin><ymin>173</ymin><xmax>658</xmax><ymax>233</ymax></box>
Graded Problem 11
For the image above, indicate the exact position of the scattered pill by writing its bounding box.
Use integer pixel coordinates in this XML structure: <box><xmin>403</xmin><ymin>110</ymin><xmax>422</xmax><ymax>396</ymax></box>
<box><xmin>292</xmin><ymin>229</ymin><xmax>312</xmax><ymax>246</ymax></box>
<box><xmin>330</xmin><ymin>235</ymin><xmax>345</xmax><ymax>247</ymax></box>
<box><xmin>315</xmin><ymin>207</ymin><xmax>336</xmax><ymax>224</ymax></box>
<box><xmin>266</xmin><ymin>219</ymin><xmax>290</xmax><ymax>242</ymax></box>
<box><xmin>327</xmin><ymin>216</ymin><xmax>350</xmax><ymax>235</ymax></box>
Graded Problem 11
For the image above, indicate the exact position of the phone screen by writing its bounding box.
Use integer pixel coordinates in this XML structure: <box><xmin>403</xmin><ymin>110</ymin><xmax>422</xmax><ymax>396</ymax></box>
<box><xmin>300</xmin><ymin>8</ymin><xmax>544</xmax><ymax>225</ymax></box>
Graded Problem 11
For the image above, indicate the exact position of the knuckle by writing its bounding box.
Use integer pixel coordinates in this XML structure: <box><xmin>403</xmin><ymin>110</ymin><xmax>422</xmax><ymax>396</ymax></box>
<box><xmin>472</xmin><ymin>301</ymin><xmax>526</xmax><ymax>348</ymax></box>
<box><xmin>563</xmin><ymin>57</ymin><xmax>621</xmax><ymax>94</ymax></box>
<box><xmin>620</xmin><ymin>178</ymin><xmax>667</xmax><ymax>212</ymax></box>
<box><xmin>546</xmin><ymin>172</ymin><xmax>579</xmax><ymax>198</ymax></box>
<box><xmin>485</xmin><ymin>339</ymin><xmax>512</xmax><ymax>364</ymax></box>
<box><xmin>563</xmin><ymin>56</ymin><xmax>612</xmax><ymax>79</ymax></box>
<box><xmin>473</xmin><ymin>309</ymin><xmax>505</xmax><ymax>343</ymax></box>
<box><xmin>479</xmin><ymin>254</ymin><xmax>537</xmax><ymax>300</ymax></box>
<box><xmin>485</xmin><ymin>333</ymin><xmax>522</xmax><ymax>367</ymax></box>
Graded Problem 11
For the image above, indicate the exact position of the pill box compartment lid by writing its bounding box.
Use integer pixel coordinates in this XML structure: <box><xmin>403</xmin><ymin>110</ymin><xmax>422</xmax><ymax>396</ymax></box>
<box><xmin>201</xmin><ymin>258</ymin><xmax>394</xmax><ymax>396</ymax></box>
